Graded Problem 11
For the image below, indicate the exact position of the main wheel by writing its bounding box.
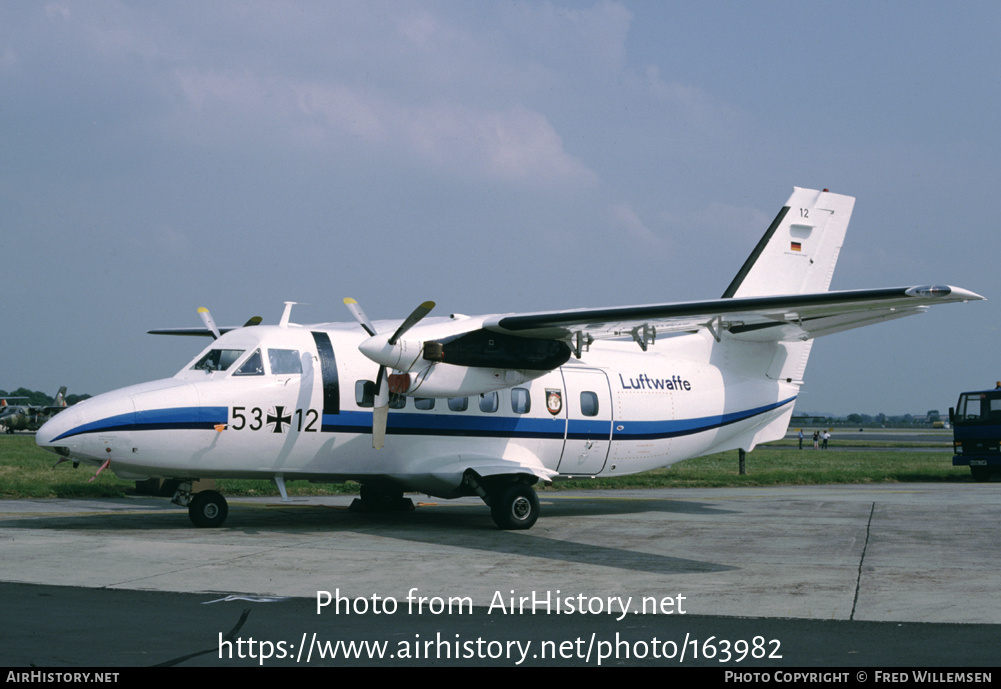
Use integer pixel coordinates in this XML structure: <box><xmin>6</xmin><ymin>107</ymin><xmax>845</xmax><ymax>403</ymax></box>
<box><xmin>490</xmin><ymin>484</ymin><xmax>539</xmax><ymax>530</ymax></box>
<box><xmin>971</xmin><ymin>466</ymin><xmax>993</xmax><ymax>482</ymax></box>
<box><xmin>189</xmin><ymin>490</ymin><xmax>229</xmax><ymax>528</ymax></box>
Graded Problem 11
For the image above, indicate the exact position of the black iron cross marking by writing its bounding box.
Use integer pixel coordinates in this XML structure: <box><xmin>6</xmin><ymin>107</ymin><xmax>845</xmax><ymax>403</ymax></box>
<box><xmin>267</xmin><ymin>406</ymin><xmax>292</xmax><ymax>434</ymax></box>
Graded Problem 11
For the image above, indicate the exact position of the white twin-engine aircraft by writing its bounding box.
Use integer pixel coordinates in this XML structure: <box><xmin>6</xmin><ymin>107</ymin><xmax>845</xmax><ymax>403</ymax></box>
<box><xmin>37</xmin><ymin>188</ymin><xmax>983</xmax><ymax>530</ymax></box>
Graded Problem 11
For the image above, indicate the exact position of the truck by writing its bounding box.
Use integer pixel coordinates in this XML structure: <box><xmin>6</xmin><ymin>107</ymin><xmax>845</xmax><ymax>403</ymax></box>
<box><xmin>951</xmin><ymin>383</ymin><xmax>1001</xmax><ymax>482</ymax></box>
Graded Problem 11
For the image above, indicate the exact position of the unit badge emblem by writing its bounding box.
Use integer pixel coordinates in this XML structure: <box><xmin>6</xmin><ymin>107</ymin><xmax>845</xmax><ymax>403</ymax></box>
<box><xmin>546</xmin><ymin>389</ymin><xmax>562</xmax><ymax>415</ymax></box>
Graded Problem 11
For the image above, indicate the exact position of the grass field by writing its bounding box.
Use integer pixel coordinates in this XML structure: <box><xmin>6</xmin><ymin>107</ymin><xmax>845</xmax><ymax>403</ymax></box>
<box><xmin>0</xmin><ymin>432</ymin><xmax>973</xmax><ymax>500</ymax></box>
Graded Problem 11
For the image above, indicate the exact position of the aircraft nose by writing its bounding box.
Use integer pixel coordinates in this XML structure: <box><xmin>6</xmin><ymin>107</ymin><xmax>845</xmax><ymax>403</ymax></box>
<box><xmin>36</xmin><ymin>402</ymin><xmax>88</xmax><ymax>452</ymax></box>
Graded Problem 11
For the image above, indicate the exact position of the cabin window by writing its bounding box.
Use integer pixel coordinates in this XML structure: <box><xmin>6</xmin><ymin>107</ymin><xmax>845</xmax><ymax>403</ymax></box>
<box><xmin>233</xmin><ymin>349</ymin><xmax>264</xmax><ymax>376</ymax></box>
<box><xmin>448</xmin><ymin>397</ymin><xmax>468</xmax><ymax>412</ymax></box>
<box><xmin>414</xmin><ymin>397</ymin><xmax>435</xmax><ymax>410</ymax></box>
<box><xmin>479</xmin><ymin>392</ymin><xmax>498</xmax><ymax>413</ymax></box>
<box><xmin>580</xmin><ymin>391</ymin><xmax>599</xmax><ymax>417</ymax></box>
<box><xmin>269</xmin><ymin>349</ymin><xmax>302</xmax><ymax>374</ymax></box>
<box><xmin>355</xmin><ymin>380</ymin><xmax>375</xmax><ymax>408</ymax></box>
<box><xmin>192</xmin><ymin>349</ymin><xmax>244</xmax><ymax>372</ymax></box>
<box><xmin>356</xmin><ymin>381</ymin><xmax>406</xmax><ymax>409</ymax></box>
<box><xmin>511</xmin><ymin>388</ymin><xmax>531</xmax><ymax>414</ymax></box>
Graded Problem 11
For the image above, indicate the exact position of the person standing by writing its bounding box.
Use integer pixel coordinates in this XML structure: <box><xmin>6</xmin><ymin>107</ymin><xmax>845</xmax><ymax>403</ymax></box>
<box><xmin>813</xmin><ymin>431</ymin><xmax>819</xmax><ymax>449</ymax></box>
<box><xmin>798</xmin><ymin>429</ymin><xmax>804</xmax><ymax>450</ymax></box>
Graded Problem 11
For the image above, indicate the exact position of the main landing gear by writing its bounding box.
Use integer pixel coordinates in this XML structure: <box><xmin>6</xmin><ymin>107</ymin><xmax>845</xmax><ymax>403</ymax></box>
<box><xmin>489</xmin><ymin>483</ymin><xmax>540</xmax><ymax>530</ymax></box>
<box><xmin>172</xmin><ymin>484</ymin><xmax>229</xmax><ymax>528</ymax></box>
<box><xmin>462</xmin><ymin>472</ymin><xmax>540</xmax><ymax>530</ymax></box>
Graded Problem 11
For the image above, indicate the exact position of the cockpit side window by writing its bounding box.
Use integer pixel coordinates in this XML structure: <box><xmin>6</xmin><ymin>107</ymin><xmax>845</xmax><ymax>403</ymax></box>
<box><xmin>269</xmin><ymin>349</ymin><xmax>302</xmax><ymax>375</ymax></box>
<box><xmin>233</xmin><ymin>349</ymin><xmax>264</xmax><ymax>376</ymax></box>
<box><xmin>356</xmin><ymin>380</ymin><xmax>375</xmax><ymax>408</ymax></box>
<box><xmin>192</xmin><ymin>349</ymin><xmax>245</xmax><ymax>372</ymax></box>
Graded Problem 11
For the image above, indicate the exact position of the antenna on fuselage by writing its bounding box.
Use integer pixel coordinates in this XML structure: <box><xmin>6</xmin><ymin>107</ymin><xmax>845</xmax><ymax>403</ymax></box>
<box><xmin>279</xmin><ymin>302</ymin><xmax>298</xmax><ymax>328</ymax></box>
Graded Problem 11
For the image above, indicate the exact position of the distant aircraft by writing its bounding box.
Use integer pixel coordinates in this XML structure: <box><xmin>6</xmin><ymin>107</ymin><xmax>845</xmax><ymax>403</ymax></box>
<box><xmin>36</xmin><ymin>188</ymin><xmax>984</xmax><ymax>529</ymax></box>
<box><xmin>1</xmin><ymin>387</ymin><xmax>68</xmax><ymax>434</ymax></box>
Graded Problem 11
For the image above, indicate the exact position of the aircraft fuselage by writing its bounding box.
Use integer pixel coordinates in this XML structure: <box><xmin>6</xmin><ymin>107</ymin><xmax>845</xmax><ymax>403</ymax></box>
<box><xmin>36</xmin><ymin>322</ymin><xmax>795</xmax><ymax>499</ymax></box>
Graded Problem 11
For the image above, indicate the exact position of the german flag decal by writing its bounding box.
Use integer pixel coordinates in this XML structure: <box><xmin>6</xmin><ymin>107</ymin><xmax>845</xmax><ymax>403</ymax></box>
<box><xmin>790</xmin><ymin>241</ymin><xmax>802</xmax><ymax>252</ymax></box>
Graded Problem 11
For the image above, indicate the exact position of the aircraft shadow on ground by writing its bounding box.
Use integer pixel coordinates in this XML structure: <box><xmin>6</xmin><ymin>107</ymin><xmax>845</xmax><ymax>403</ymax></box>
<box><xmin>0</xmin><ymin>493</ymin><xmax>737</xmax><ymax>575</ymax></box>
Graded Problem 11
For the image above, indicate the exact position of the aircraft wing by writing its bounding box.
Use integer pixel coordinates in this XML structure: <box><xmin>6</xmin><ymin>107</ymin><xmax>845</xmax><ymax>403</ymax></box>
<box><xmin>483</xmin><ymin>285</ymin><xmax>984</xmax><ymax>345</ymax></box>
<box><xmin>148</xmin><ymin>316</ymin><xmax>264</xmax><ymax>337</ymax></box>
<box><xmin>148</xmin><ymin>327</ymin><xmax>239</xmax><ymax>337</ymax></box>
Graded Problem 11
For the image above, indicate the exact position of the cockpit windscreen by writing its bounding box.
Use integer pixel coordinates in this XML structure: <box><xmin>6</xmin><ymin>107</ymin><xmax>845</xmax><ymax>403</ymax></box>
<box><xmin>191</xmin><ymin>349</ymin><xmax>245</xmax><ymax>372</ymax></box>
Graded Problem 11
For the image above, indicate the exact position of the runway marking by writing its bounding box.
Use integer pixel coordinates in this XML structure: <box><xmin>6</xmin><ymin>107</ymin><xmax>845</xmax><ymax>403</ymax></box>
<box><xmin>202</xmin><ymin>594</ymin><xmax>292</xmax><ymax>604</ymax></box>
<box><xmin>541</xmin><ymin>494</ymin><xmax>685</xmax><ymax>502</ymax></box>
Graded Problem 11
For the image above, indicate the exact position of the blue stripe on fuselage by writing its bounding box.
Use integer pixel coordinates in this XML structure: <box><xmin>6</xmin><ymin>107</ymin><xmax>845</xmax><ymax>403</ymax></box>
<box><xmin>50</xmin><ymin>397</ymin><xmax>795</xmax><ymax>443</ymax></box>
<box><xmin>321</xmin><ymin>396</ymin><xmax>796</xmax><ymax>440</ymax></box>
<box><xmin>605</xmin><ymin>396</ymin><xmax>796</xmax><ymax>440</ymax></box>
<box><xmin>51</xmin><ymin>406</ymin><xmax>228</xmax><ymax>442</ymax></box>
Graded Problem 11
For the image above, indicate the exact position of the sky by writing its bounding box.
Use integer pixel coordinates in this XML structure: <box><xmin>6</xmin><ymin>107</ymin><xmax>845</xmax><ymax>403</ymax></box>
<box><xmin>2</xmin><ymin>1</ymin><xmax>998</xmax><ymax>415</ymax></box>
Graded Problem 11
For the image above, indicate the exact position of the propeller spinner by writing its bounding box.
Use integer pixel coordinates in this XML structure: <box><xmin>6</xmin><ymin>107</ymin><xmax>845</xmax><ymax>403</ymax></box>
<box><xmin>344</xmin><ymin>298</ymin><xmax>435</xmax><ymax>448</ymax></box>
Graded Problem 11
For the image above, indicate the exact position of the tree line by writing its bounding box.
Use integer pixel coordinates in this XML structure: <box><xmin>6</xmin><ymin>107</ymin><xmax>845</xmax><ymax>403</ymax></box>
<box><xmin>0</xmin><ymin>388</ymin><xmax>91</xmax><ymax>406</ymax></box>
<box><xmin>797</xmin><ymin>411</ymin><xmax>943</xmax><ymax>427</ymax></box>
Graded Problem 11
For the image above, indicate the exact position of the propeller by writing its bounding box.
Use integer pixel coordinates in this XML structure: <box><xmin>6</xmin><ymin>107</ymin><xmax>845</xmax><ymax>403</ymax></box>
<box><xmin>192</xmin><ymin>308</ymin><xmax>262</xmax><ymax>339</ymax></box>
<box><xmin>344</xmin><ymin>298</ymin><xmax>435</xmax><ymax>448</ymax></box>
<box><xmin>198</xmin><ymin>307</ymin><xmax>222</xmax><ymax>339</ymax></box>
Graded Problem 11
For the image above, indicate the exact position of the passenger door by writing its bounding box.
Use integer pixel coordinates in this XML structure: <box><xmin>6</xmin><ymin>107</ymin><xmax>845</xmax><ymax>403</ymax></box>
<box><xmin>557</xmin><ymin>368</ymin><xmax>612</xmax><ymax>475</ymax></box>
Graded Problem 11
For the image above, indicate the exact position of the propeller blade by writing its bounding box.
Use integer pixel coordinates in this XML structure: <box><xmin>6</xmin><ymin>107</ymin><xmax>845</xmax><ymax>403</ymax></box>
<box><xmin>372</xmin><ymin>365</ymin><xmax>389</xmax><ymax>449</ymax></box>
<box><xmin>345</xmin><ymin>298</ymin><xmax>434</xmax><ymax>449</ymax></box>
<box><xmin>243</xmin><ymin>316</ymin><xmax>263</xmax><ymax>327</ymax></box>
<box><xmin>344</xmin><ymin>298</ymin><xmax>378</xmax><ymax>337</ymax></box>
<box><xmin>388</xmin><ymin>301</ymin><xmax>436</xmax><ymax>345</ymax></box>
<box><xmin>197</xmin><ymin>307</ymin><xmax>221</xmax><ymax>339</ymax></box>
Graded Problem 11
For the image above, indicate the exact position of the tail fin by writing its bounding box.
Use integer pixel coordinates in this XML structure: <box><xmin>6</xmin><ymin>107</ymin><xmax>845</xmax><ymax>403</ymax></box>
<box><xmin>722</xmin><ymin>187</ymin><xmax>855</xmax><ymax>299</ymax></box>
<box><xmin>720</xmin><ymin>188</ymin><xmax>855</xmax><ymax>387</ymax></box>
<box><xmin>53</xmin><ymin>387</ymin><xmax>67</xmax><ymax>407</ymax></box>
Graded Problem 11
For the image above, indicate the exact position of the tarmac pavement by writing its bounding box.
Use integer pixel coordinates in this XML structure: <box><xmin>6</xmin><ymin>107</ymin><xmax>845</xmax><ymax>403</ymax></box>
<box><xmin>1</xmin><ymin>482</ymin><xmax>998</xmax><ymax>667</ymax></box>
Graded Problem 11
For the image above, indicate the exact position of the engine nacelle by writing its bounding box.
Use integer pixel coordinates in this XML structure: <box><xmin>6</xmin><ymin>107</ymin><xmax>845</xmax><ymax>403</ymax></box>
<box><xmin>426</xmin><ymin>330</ymin><xmax>571</xmax><ymax>370</ymax></box>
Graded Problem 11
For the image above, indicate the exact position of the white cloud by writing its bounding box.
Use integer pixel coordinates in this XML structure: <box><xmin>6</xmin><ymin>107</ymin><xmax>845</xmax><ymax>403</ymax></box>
<box><xmin>44</xmin><ymin>3</ymin><xmax>70</xmax><ymax>21</ymax></box>
<box><xmin>404</xmin><ymin>103</ymin><xmax>597</xmax><ymax>185</ymax></box>
<box><xmin>171</xmin><ymin>69</ymin><xmax>596</xmax><ymax>187</ymax></box>
<box><xmin>657</xmin><ymin>201</ymin><xmax>773</xmax><ymax>251</ymax></box>
<box><xmin>610</xmin><ymin>203</ymin><xmax>661</xmax><ymax>245</ymax></box>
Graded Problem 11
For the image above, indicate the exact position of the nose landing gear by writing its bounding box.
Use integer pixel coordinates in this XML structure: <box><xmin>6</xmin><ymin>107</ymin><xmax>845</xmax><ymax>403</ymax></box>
<box><xmin>172</xmin><ymin>483</ymin><xmax>230</xmax><ymax>528</ymax></box>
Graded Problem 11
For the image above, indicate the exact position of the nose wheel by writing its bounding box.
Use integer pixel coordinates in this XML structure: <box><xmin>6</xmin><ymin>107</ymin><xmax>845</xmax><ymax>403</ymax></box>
<box><xmin>188</xmin><ymin>490</ymin><xmax>229</xmax><ymax>528</ymax></box>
